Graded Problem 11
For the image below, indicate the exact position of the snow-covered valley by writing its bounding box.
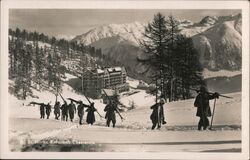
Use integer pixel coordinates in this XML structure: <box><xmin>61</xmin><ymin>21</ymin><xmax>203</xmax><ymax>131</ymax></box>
<box><xmin>8</xmin><ymin>74</ymin><xmax>241</xmax><ymax>152</ymax></box>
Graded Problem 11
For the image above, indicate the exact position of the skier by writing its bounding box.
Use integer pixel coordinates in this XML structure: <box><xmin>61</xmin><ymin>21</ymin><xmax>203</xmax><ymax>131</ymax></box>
<box><xmin>60</xmin><ymin>101</ymin><xmax>69</xmax><ymax>121</ymax></box>
<box><xmin>29</xmin><ymin>102</ymin><xmax>46</xmax><ymax>119</ymax></box>
<box><xmin>150</xmin><ymin>103</ymin><xmax>161</xmax><ymax>130</ymax></box>
<box><xmin>68</xmin><ymin>100</ymin><xmax>76</xmax><ymax>122</ymax></box>
<box><xmin>45</xmin><ymin>103</ymin><xmax>52</xmax><ymax>119</ymax></box>
<box><xmin>194</xmin><ymin>85</ymin><xmax>219</xmax><ymax>130</ymax></box>
<box><xmin>150</xmin><ymin>95</ymin><xmax>166</xmax><ymax>130</ymax></box>
<box><xmin>40</xmin><ymin>103</ymin><xmax>46</xmax><ymax>119</ymax></box>
<box><xmin>86</xmin><ymin>102</ymin><xmax>97</xmax><ymax>125</ymax></box>
<box><xmin>104</xmin><ymin>100</ymin><xmax>118</xmax><ymax>127</ymax></box>
<box><xmin>77</xmin><ymin>101</ymin><xmax>88</xmax><ymax>125</ymax></box>
<box><xmin>54</xmin><ymin>101</ymin><xmax>61</xmax><ymax>120</ymax></box>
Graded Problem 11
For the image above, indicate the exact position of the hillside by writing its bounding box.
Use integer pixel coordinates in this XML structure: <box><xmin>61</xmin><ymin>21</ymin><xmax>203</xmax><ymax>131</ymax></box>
<box><xmin>73</xmin><ymin>22</ymin><xmax>145</xmax><ymax>46</ymax></box>
<box><xmin>192</xmin><ymin>15</ymin><xmax>242</xmax><ymax>70</ymax></box>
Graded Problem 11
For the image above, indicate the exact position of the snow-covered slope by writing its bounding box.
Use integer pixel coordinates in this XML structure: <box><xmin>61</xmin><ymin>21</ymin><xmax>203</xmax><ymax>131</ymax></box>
<box><xmin>9</xmin><ymin>83</ymin><xmax>241</xmax><ymax>130</ymax></box>
<box><xmin>55</xmin><ymin>34</ymin><xmax>75</xmax><ymax>41</ymax></box>
<box><xmin>73</xmin><ymin>22</ymin><xmax>145</xmax><ymax>46</ymax></box>
<box><xmin>9</xmin><ymin>74</ymin><xmax>241</xmax><ymax>129</ymax></box>
<box><xmin>192</xmin><ymin>14</ymin><xmax>242</xmax><ymax>70</ymax></box>
<box><xmin>26</xmin><ymin>41</ymin><xmax>51</xmax><ymax>48</ymax></box>
<box><xmin>120</xmin><ymin>92</ymin><xmax>241</xmax><ymax>130</ymax></box>
<box><xmin>8</xmin><ymin>73</ymin><xmax>241</xmax><ymax>152</ymax></box>
<box><xmin>9</xmin><ymin>76</ymin><xmax>106</xmax><ymax>120</ymax></box>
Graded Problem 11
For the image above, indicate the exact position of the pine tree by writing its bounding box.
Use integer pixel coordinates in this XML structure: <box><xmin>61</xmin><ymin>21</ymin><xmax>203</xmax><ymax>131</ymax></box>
<box><xmin>14</xmin><ymin>42</ymin><xmax>33</xmax><ymax>99</ymax></box>
<box><xmin>140</xmin><ymin>13</ymin><xmax>169</xmax><ymax>102</ymax></box>
<box><xmin>33</xmin><ymin>42</ymin><xmax>45</xmax><ymax>88</ymax></box>
<box><xmin>164</xmin><ymin>15</ymin><xmax>181</xmax><ymax>101</ymax></box>
<box><xmin>12</xmin><ymin>36</ymin><xmax>23</xmax><ymax>78</ymax></box>
<box><xmin>51</xmin><ymin>37</ymin><xmax>57</xmax><ymax>46</ymax></box>
<box><xmin>9</xmin><ymin>28</ymin><xmax>14</xmax><ymax>36</ymax></box>
<box><xmin>33</xmin><ymin>31</ymin><xmax>39</xmax><ymax>41</ymax></box>
<box><xmin>175</xmin><ymin>35</ymin><xmax>204</xmax><ymax>99</ymax></box>
<box><xmin>46</xmin><ymin>46</ymin><xmax>63</xmax><ymax>94</ymax></box>
<box><xmin>66</xmin><ymin>42</ymin><xmax>70</xmax><ymax>58</ymax></box>
<box><xmin>39</xmin><ymin>33</ymin><xmax>45</xmax><ymax>42</ymax></box>
<box><xmin>15</xmin><ymin>28</ymin><xmax>21</xmax><ymax>38</ymax></box>
<box><xmin>141</xmin><ymin>13</ymin><xmax>204</xmax><ymax>101</ymax></box>
<box><xmin>47</xmin><ymin>53</ymin><xmax>54</xmax><ymax>86</ymax></box>
<box><xmin>9</xmin><ymin>36</ymin><xmax>15</xmax><ymax>78</ymax></box>
<box><xmin>21</xmin><ymin>29</ymin><xmax>28</xmax><ymax>40</ymax></box>
<box><xmin>53</xmin><ymin>49</ymin><xmax>63</xmax><ymax>94</ymax></box>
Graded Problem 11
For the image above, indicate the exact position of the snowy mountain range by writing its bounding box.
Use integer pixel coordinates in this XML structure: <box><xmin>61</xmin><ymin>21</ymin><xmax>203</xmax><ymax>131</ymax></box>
<box><xmin>72</xmin><ymin>13</ymin><xmax>242</xmax><ymax>79</ymax></box>
<box><xmin>73</xmin><ymin>22</ymin><xmax>145</xmax><ymax>46</ymax></box>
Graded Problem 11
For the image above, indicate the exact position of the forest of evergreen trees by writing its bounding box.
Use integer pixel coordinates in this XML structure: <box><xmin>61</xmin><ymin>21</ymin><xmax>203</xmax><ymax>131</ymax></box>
<box><xmin>8</xmin><ymin>28</ymin><xmax>105</xmax><ymax>99</ymax></box>
<box><xmin>140</xmin><ymin>13</ymin><xmax>204</xmax><ymax>102</ymax></box>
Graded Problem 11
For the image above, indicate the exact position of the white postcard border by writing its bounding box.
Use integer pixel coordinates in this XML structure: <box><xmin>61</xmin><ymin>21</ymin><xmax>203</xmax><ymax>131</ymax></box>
<box><xmin>1</xmin><ymin>0</ymin><xmax>249</xmax><ymax>159</ymax></box>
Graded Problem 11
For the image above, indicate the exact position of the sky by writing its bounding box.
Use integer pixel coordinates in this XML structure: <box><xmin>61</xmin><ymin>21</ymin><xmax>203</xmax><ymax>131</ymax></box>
<box><xmin>9</xmin><ymin>9</ymin><xmax>241</xmax><ymax>39</ymax></box>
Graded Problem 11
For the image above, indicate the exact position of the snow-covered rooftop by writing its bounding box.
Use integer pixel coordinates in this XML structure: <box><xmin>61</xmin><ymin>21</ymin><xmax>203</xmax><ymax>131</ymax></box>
<box><xmin>107</xmin><ymin>67</ymin><xmax>124</xmax><ymax>73</ymax></box>
<box><xmin>114</xmin><ymin>67</ymin><xmax>122</xmax><ymax>71</ymax></box>
<box><xmin>97</xmin><ymin>69</ymin><xmax>104</xmax><ymax>74</ymax></box>
<box><xmin>102</xmin><ymin>89</ymin><xmax>116</xmax><ymax>96</ymax></box>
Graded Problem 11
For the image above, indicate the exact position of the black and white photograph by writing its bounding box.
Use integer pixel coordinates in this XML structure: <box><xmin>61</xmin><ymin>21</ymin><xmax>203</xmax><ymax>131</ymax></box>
<box><xmin>0</xmin><ymin>0</ymin><xmax>249</xmax><ymax>159</ymax></box>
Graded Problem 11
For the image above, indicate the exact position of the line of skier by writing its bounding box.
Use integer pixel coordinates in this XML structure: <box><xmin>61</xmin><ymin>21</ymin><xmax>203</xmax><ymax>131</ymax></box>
<box><xmin>30</xmin><ymin>85</ymin><xmax>231</xmax><ymax>130</ymax></box>
<box><xmin>29</xmin><ymin>92</ymin><xmax>124</xmax><ymax>128</ymax></box>
<box><xmin>53</xmin><ymin>99</ymin><xmax>98</xmax><ymax>125</ymax></box>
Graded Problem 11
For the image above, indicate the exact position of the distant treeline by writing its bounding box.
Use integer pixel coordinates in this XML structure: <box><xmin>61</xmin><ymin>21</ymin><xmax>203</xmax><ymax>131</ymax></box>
<box><xmin>9</xmin><ymin>28</ymin><xmax>104</xmax><ymax>59</ymax></box>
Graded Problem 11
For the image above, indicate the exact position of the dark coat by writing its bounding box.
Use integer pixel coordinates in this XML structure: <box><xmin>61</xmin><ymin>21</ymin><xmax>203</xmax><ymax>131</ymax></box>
<box><xmin>86</xmin><ymin>105</ymin><xmax>97</xmax><ymax>124</ymax></box>
<box><xmin>60</xmin><ymin>103</ymin><xmax>69</xmax><ymax>115</ymax></box>
<box><xmin>77</xmin><ymin>103</ymin><xmax>88</xmax><ymax>116</ymax></box>
<box><xmin>45</xmin><ymin>105</ymin><xmax>51</xmax><ymax>115</ymax></box>
<box><xmin>194</xmin><ymin>92</ymin><xmax>216</xmax><ymax>117</ymax></box>
<box><xmin>104</xmin><ymin>103</ymin><xmax>117</xmax><ymax>121</ymax></box>
<box><xmin>40</xmin><ymin>104</ymin><xmax>45</xmax><ymax>115</ymax></box>
<box><xmin>68</xmin><ymin>103</ymin><xmax>76</xmax><ymax>114</ymax></box>
<box><xmin>150</xmin><ymin>103</ymin><xmax>161</xmax><ymax>124</ymax></box>
<box><xmin>54</xmin><ymin>103</ymin><xmax>60</xmax><ymax>114</ymax></box>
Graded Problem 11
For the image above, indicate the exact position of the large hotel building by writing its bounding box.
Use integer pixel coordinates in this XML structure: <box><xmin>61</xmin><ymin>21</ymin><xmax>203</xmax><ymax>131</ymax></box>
<box><xmin>81</xmin><ymin>67</ymin><xmax>129</xmax><ymax>98</ymax></box>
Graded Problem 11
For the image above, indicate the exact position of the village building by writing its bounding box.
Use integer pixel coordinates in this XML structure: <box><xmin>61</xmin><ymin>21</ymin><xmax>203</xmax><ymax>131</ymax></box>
<box><xmin>81</xmin><ymin>66</ymin><xmax>129</xmax><ymax>98</ymax></box>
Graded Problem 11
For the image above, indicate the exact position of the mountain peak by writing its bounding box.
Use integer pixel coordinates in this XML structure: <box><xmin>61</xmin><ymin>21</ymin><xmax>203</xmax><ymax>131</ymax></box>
<box><xmin>72</xmin><ymin>21</ymin><xmax>146</xmax><ymax>45</ymax></box>
<box><xmin>199</xmin><ymin>16</ymin><xmax>218</xmax><ymax>26</ymax></box>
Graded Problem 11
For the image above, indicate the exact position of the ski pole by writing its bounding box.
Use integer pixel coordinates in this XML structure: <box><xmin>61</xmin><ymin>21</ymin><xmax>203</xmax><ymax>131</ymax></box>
<box><xmin>157</xmin><ymin>103</ymin><xmax>161</xmax><ymax>128</ymax></box>
<box><xmin>209</xmin><ymin>98</ymin><xmax>217</xmax><ymax>130</ymax></box>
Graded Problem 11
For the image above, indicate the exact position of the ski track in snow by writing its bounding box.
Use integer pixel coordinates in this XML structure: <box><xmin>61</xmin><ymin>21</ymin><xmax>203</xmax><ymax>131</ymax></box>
<box><xmin>9</xmin><ymin>117</ymin><xmax>241</xmax><ymax>152</ymax></box>
<box><xmin>31</xmin><ymin>125</ymin><xmax>78</xmax><ymax>140</ymax></box>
